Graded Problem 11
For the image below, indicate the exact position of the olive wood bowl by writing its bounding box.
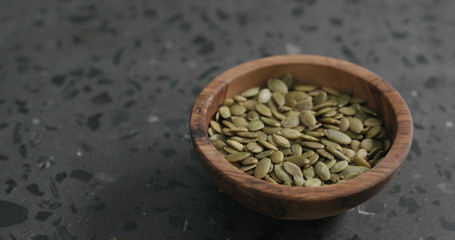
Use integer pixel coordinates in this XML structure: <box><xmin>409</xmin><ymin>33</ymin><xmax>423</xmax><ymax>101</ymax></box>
<box><xmin>189</xmin><ymin>55</ymin><xmax>413</xmax><ymax>220</ymax></box>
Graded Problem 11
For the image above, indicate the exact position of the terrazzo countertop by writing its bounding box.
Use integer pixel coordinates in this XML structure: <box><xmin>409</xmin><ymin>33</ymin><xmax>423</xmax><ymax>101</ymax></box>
<box><xmin>1</xmin><ymin>0</ymin><xmax>455</xmax><ymax>239</ymax></box>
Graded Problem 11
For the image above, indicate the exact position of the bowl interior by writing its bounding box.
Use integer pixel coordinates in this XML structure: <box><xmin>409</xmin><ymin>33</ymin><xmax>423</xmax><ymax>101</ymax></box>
<box><xmin>206</xmin><ymin>63</ymin><xmax>396</xmax><ymax>144</ymax></box>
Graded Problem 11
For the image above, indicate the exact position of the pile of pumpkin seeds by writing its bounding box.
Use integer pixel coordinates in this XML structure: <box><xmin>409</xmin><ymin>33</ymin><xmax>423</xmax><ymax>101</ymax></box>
<box><xmin>208</xmin><ymin>73</ymin><xmax>390</xmax><ymax>187</ymax></box>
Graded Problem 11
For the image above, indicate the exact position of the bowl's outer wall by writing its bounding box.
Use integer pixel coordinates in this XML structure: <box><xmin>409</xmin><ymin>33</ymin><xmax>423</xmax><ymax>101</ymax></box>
<box><xmin>190</xmin><ymin>55</ymin><xmax>413</xmax><ymax>220</ymax></box>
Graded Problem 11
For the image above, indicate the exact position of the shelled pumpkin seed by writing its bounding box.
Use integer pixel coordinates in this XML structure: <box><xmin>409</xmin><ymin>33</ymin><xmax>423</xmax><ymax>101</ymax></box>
<box><xmin>209</xmin><ymin>73</ymin><xmax>390</xmax><ymax>187</ymax></box>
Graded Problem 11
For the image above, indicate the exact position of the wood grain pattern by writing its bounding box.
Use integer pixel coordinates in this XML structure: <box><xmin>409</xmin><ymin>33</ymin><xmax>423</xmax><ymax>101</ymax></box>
<box><xmin>189</xmin><ymin>55</ymin><xmax>413</xmax><ymax>220</ymax></box>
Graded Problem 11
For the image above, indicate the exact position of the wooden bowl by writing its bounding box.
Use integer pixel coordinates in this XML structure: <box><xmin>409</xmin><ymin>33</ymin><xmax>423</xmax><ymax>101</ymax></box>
<box><xmin>189</xmin><ymin>55</ymin><xmax>413</xmax><ymax>220</ymax></box>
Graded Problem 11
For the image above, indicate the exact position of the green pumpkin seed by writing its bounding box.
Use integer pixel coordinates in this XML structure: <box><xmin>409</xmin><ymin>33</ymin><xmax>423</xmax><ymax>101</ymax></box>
<box><xmin>300</xmin><ymin>134</ymin><xmax>320</xmax><ymax>142</ymax></box>
<box><xmin>302</xmin><ymin>166</ymin><xmax>315</xmax><ymax>180</ymax></box>
<box><xmin>280</xmin><ymin>73</ymin><xmax>294</xmax><ymax>88</ymax></box>
<box><xmin>330</xmin><ymin>160</ymin><xmax>349</xmax><ymax>173</ymax></box>
<box><xmin>300</xmin><ymin>110</ymin><xmax>316</xmax><ymax>127</ymax></box>
<box><xmin>324</xmin><ymin>129</ymin><xmax>352</xmax><ymax>145</ymax></box>
<box><xmin>339</xmin><ymin>117</ymin><xmax>349</xmax><ymax>132</ymax></box>
<box><xmin>345</xmin><ymin>130</ymin><xmax>363</xmax><ymax>140</ymax></box>
<box><xmin>247</xmin><ymin>119</ymin><xmax>264</xmax><ymax>131</ymax></box>
<box><xmin>271</xmin><ymin>108</ymin><xmax>286</xmax><ymax>120</ymax></box>
<box><xmin>295</xmin><ymin>97</ymin><xmax>313</xmax><ymax>110</ymax></box>
<box><xmin>242</xmin><ymin>157</ymin><xmax>258</xmax><ymax>165</ymax></box>
<box><xmin>312</xmin><ymin>100</ymin><xmax>337</xmax><ymax>111</ymax></box>
<box><xmin>320</xmin><ymin>118</ymin><xmax>340</xmax><ymax>125</ymax></box>
<box><xmin>293</xmin><ymin>175</ymin><xmax>305</xmax><ymax>186</ymax></box>
<box><xmin>323</xmin><ymin>159</ymin><xmax>337</xmax><ymax>169</ymax></box>
<box><xmin>225</xmin><ymin>152</ymin><xmax>251</xmax><ymax>162</ymax></box>
<box><xmin>283</xmin><ymin>181</ymin><xmax>292</xmax><ymax>186</ymax></box>
<box><xmin>364</xmin><ymin>117</ymin><xmax>382</xmax><ymax>127</ymax></box>
<box><xmin>340</xmin><ymin>166</ymin><xmax>370</xmax><ymax>180</ymax></box>
<box><xmin>362</xmin><ymin>106</ymin><xmax>378</xmax><ymax>116</ymax></box>
<box><xmin>360</xmin><ymin>138</ymin><xmax>381</xmax><ymax>151</ymax></box>
<box><xmin>234</xmin><ymin>95</ymin><xmax>247</xmax><ymax>102</ymax></box>
<box><xmin>280</xmin><ymin>128</ymin><xmax>302</xmax><ymax>139</ymax></box>
<box><xmin>281</xmin><ymin>148</ymin><xmax>293</xmax><ymax>155</ymax></box>
<box><xmin>254</xmin><ymin>158</ymin><xmax>271</xmax><ymax>178</ymax></box>
<box><xmin>356</xmin><ymin>148</ymin><xmax>368</xmax><ymax>159</ymax></box>
<box><xmin>210</xmin><ymin>134</ymin><xmax>226</xmax><ymax>141</ymax></box>
<box><xmin>320</xmin><ymin>138</ymin><xmax>342</xmax><ymax>150</ymax></box>
<box><xmin>315</xmin><ymin>161</ymin><xmax>331</xmax><ymax>181</ymax></box>
<box><xmin>272</xmin><ymin>134</ymin><xmax>291</xmax><ymax>148</ymax></box>
<box><xmin>226</xmin><ymin>140</ymin><xmax>244</xmax><ymax>152</ymax></box>
<box><xmin>323</xmin><ymin>124</ymin><xmax>340</xmax><ymax>130</ymax></box>
<box><xmin>230</xmin><ymin>104</ymin><xmax>246</xmax><ymax>116</ymax></box>
<box><xmin>262</xmin><ymin>126</ymin><xmax>282</xmax><ymax>135</ymax></box>
<box><xmin>348</xmin><ymin>117</ymin><xmax>363</xmax><ymax>134</ymax></box>
<box><xmin>272</xmin><ymin>92</ymin><xmax>286</xmax><ymax>106</ymax></box>
<box><xmin>270</xmin><ymin>150</ymin><xmax>284</xmax><ymax>163</ymax></box>
<box><xmin>313</xmin><ymin>91</ymin><xmax>327</xmax><ymax>105</ymax></box>
<box><xmin>264</xmin><ymin>175</ymin><xmax>278</xmax><ymax>184</ymax></box>
<box><xmin>301</xmin><ymin>150</ymin><xmax>315</xmax><ymax>158</ymax></box>
<box><xmin>268</xmin><ymin>78</ymin><xmax>288</xmax><ymax>94</ymax></box>
<box><xmin>239</xmin><ymin>164</ymin><xmax>257</xmax><ymax>172</ymax></box>
<box><xmin>323</xmin><ymin>110</ymin><xmax>338</xmax><ymax>118</ymax></box>
<box><xmin>274</xmin><ymin>164</ymin><xmax>293</xmax><ymax>183</ymax></box>
<box><xmin>352</xmin><ymin>156</ymin><xmax>371</xmax><ymax>168</ymax></box>
<box><xmin>230</xmin><ymin>136</ymin><xmax>256</xmax><ymax>143</ymax></box>
<box><xmin>383</xmin><ymin>139</ymin><xmax>391</xmax><ymax>151</ymax></box>
<box><xmin>241</xmin><ymin>87</ymin><xmax>260</xmax><ymax>98</ymax></box>
<box><xmin>339</xmin><ymin>107</ymin><xmax>357</xmax><ymax>116</ymax></box>
<box><xmin>243</xmin><ymin>100</ymin><xmax>257</xmax><ymax>111</ymax></box>
<box><xmin>247</xmin><ymin>111</ymin><xmax>260</xmax><ymax>121</ymax></box>
<box><xmin>257</xmin><ymin>139</ymin><xmax>278</xmax><ymax>150</ymax></box>
<box><xmin>219</xmin><ymin>106</ymin><xmax>231</xmax><ymax>119</ymax></box>
<box><xmin>255</xmin><ymin>103</ymin><xmax>272</xmax><ymax>117</ymax></box>
<box><xmin>350</xmin><ymin>140</ymin><xmax>361</xmax><ymax>151</ymax></box>
<box><xmin>246</xmin><ymin>142</ymin><xmax>264</xmax><ymax>153</ymax></box>
<box><xmin>282</xmin><ymin>115</ymin><xmax>300</xmax><ymax>128</ymax></box>
<box><xmin>343</xmin><ymin>148</ymin><xmax>356</xmax><ymax>160</ymax></box>
<box><xmin>285</xmin><ymin>155</ymin><xmax>310</xmax><ymax>167</ymax></box>
<box><xmin>315</xmin><ymin>107</ymin><xmax>333</xmax><ymax>117</ymax></box>
<box><xmin>257</xmin><ymin>88</ymin><xmax>272</xmax><ymax>103</ymax></box>
<box><xmin>307</xmin><ymin>153</ymin><xmax>319</xmax><ymax>165</ymax></box>
<box><xmin>305</xmin><ymin>131</ymin><xmax>325</xmax><ymax>138</ymax></box>
<box><xmin>222</xmin><ymin>120</ymin><xmax>236</xmax><ymax>129</ymax></box>
<box><xmin>304</xmin><ymin>178</ymin><xmax>322</xmax><ymax>187</ymax></box>
<box><xmin>322</xmin><ymin>86</ymin><xmax>340</xmax><ymax>96</ymax></box>
<box><xmin>327</xmin><ymin>147</ymin><xmax>350</xmax><ymax>161</ymax></box>
<box><xmin>229</xmin><ymin>127</ymin><xmax>249</xmax><ymax>133</ymax></box>
<box><xmin>316</xmin><ymin>149</ymin><xmax>334</xmax><ymax>160</ymax></box>
<box><xmin>330</xmin><ymin>174</ymin><xmax>340</xmax><ymax>183</ymax></box>
<box><xmin>267</xmin><ymin>135</ymin><xmax>277</xmax><ymax>146</ymax></box>
<box><xmin>365</xmin><ymin>126</ymin><xmax>381</xmax><ymax>138</ymax></box>
<box><xmin>223</xmin><ymin>98</ymin><xmax>235</xmax><ymax>106</ymax></box>
<box><xmin>283</xmin><ymin>162</ymin><xmax>303</xmax><ymax>178</ymax></box>
<box><xmin>337</xmin><ymin>94</ymin><xmax>351</xmax><ymax>107</ymax></box>
<box><xmin>300</xmin><ymin>141</ymin><xmax>325</xmax><ymax>149</ymax></box>
<box><xmin>255</xmin><ymin>149</ymin><xmax>275</xmax><ymax>159</ymax></box>
<box><xmin>221</xmin><ymin>128</ymin><xmax>234</xmax><ymax>135</ymax></box>
<box><xmin>260</xmin><ymin>117</ymin><xmax>281</xmax><ymax>127</ymax></box>
<box><xmin>210</xmin><ymin>120</ymin><xmax>222</xmax><ymax>133</ymax></box>
<box><xmin>211</xmin><ymin>139</ymin><xmax>226</xmax><ymax>150</ymax></box>
<box><xmin>290</xmin><ymin>143</ymin><xmax>303</xmax><ymax>156</ymax></box>
<box><xmin>236</xmin><ymin>131</ymin><xmax>257</xmax><ymax>138</ymax></box>
<box><xmin>270</xmin><ymin>171</ymin><xmax>283</xmax><ymax>183</ymax></box>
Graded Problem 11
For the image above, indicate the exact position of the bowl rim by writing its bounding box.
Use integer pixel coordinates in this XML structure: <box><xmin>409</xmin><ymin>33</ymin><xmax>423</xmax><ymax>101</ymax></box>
<box><xmin>190</xmin><ymin>54</ymin><xmax>413</xmax><ymax>202</ymax></box>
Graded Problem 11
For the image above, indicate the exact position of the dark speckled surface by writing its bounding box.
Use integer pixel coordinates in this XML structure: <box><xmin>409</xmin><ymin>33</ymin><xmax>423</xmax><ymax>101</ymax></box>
<box><xmin>1</xmin><ymin>0</ymin><xmax>455</xmax><ymax>239</ymax></box>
